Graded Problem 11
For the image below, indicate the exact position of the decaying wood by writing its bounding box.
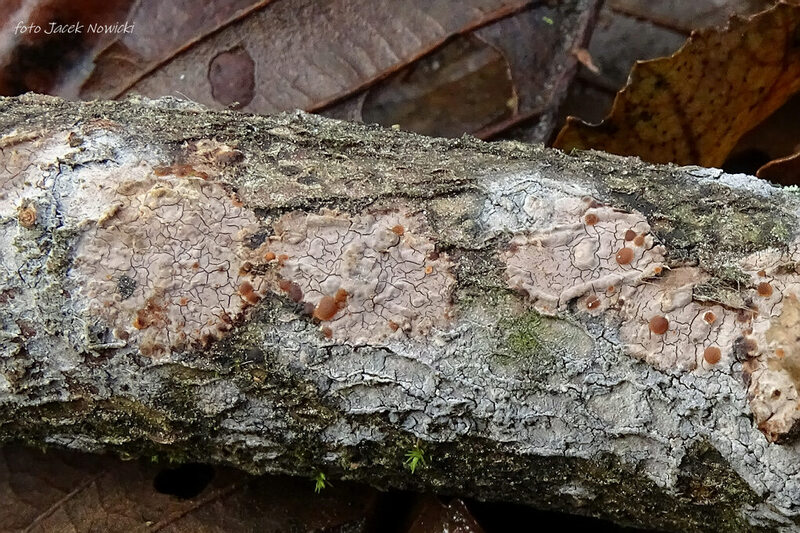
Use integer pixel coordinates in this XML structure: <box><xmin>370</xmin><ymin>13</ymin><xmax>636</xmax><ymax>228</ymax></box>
<box><xmin>2</xmin><ymin>93</ymin><xmax>800</xmax><ymax>532</ymax></box>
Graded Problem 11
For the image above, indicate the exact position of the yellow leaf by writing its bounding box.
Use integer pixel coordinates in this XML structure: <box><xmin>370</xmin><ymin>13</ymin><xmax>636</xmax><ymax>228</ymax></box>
<box><xmin>554</xmin><ymin>1</ymin><xmax>800</xmax><ymax>167</ymax></box>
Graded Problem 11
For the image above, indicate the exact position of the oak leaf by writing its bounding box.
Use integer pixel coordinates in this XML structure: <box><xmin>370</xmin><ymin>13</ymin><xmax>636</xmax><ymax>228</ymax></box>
<box><xmin>554</xmin><ymin>1</ymin><xmax>800</xmax><ymax>167</ymax></box>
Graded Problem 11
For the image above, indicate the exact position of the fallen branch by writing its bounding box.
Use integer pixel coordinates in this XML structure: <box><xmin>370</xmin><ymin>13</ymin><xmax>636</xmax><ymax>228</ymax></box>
<box><xmin>1</xmin><ymin>94</ymin><xmax>799</xmax><ymax>532</ymax></box>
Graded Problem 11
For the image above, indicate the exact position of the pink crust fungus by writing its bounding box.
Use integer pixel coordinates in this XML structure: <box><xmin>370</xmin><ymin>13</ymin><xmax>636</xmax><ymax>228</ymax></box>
<box><xmin>239</xmin><ymin>281</ymin><xmax>261</xmax><ymax>305</ymax></box>
<box><xmin>502</xmin><ymin>198</ymin><xmax>749</xmax><ymax>374</ymax></box>
<box><xmin>278</xmin><ymin>279</ymin><xmax>304</xmax><ymax>303</ymax></box>
<box><xmin>268</xmin><ymin>208</ymin><xmax>455</xmax><ymax>343</ymax></box>
<box><xmin>617</xmin><ymin>268</ymin><xmax>741</xmax><ymax>372</ymax></box>
<box><xmin>68</xmin><ymin>161</ymin><xmax>271</xmax><ymax>358</ymax></box>
<box><xmin>506</xmin><ymin>197</ymin><xmax>800</xmax><ymax>442</ymax></box>
<box><xmin>504</xmin><ymin>200</ymin><xmax>665</xmax><ymax>314</ymax></box>
<box><xmin>1</xmin><ymin>131</ymin><xmax>267</xmax><ymax>359</ymax></box>
<box><xmin>737</xmin><ymin>242</ymin><xmax>800</xmax><ymax>441</ymax></box>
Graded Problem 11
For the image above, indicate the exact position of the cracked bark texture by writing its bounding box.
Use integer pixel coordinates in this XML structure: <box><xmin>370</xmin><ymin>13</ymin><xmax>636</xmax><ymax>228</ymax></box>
<box><xmin>2</xmin><ymin>94</ymin><xmax>800</xmax><ymax>532</ymax></box>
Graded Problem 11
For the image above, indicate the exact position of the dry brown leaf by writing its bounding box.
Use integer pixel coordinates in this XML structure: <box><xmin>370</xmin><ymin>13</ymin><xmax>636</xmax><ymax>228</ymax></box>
<box><xmin>0</xmin><ymin>0</ymin><xmax>135</xmax><ymax>96</ymax></box>
<box><xmin>555</xmin><ymin>0</ymin><xmax>780</xmax><ymax>150</ymax></box>
<box><xmin>321</xmin><ymin>1</ymin><xmax>600</xmax><ymax>141</ymax></box>
<box><xmin>608</xmin><ymin>0</ymin><xmax>777</xmax><ymax>35</ymax></box>
<box><xmin>572</xmin><ymin>47</ymin><xmax>600</xmax><ymax>74</ymax></box>
<box><xmin>2</xmin><ymin>0</ymin><xmax>598</xmax><ymax>141</ymax></box>
<box><xmin>470</xmin><ymin>1</ymin><xmax>601</xmax><ymax>140</ymax></box>
<box><xmin>0</xmin><ymin>445</ymin><xmax>377</xmax><ymax>532</ymax></box>
<box><xmin>757</xmin><ymin>150</ymin><xmax>800</xmax><ymax>184</ymax></box>
<box><xmin>554</xmin><ymin>1</ymin><xmax>800</xmax><ymax>167</ymax></box>
<box><xmin>108</xmin><ymin>0</ymin><xmax>534</xmax><ymax>112</ymax></box>
<box><xmin>407</xmin><ymin>496</ymin><xmax>485</xmax><ymax>533</ymax></box>
<box><xmin>73</xmin><ymin>0</ymin><xmax>272</xmax><ymax>100</ymax></box>
<box><xmin>355</xmin><ymin>34</ymin><xmax>516</xmax><ymax>138</ymax></box>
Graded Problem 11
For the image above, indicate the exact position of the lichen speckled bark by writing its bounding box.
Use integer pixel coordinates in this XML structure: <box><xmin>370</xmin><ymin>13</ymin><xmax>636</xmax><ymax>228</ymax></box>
<box><xmin>3</xmin><ymin>94</ymin><xmax>800</xmax><ymax>532</ymax></box>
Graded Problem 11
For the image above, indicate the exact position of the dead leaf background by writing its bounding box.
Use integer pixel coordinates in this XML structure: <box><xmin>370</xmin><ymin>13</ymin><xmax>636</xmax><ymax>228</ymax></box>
<box><xmin>0</xmin><ymin>445</ymin><xmax>378</xmax><ymax>532</ymax></box>
<box><xmin>71</xmin><ymin>0</ymin><xmax>272</xmax><ymax>101</ymax></box>
<box><xmin>0</xmin><ymin>0</ymin><xmax>134</xmax><ymax>95</ymax></box>
<box><xmin>556</xmin><ymin>0</ymin><xmax>800</xmax><ymax>184</ymax></box>
<box><xmin>322</xmin><ymin>3</ymin><xmax>600</xmax><ymax>141</ymax></box>
<box><xmin>116</xmin><ymin>0</ymin><xmax>536</xmax><ymax>112</ymax></box>
<box><xmin>3</xmin><ymin>0</ymin><xmax>798</xmax><ymax>168</ymax></box>
<box><xmin>0</xmin><ymin>445</ymin><xmax>637</xmax><ymax>533</ymax></box>
<box><xmin>558</xmin><ymin>0</ymin><xmax>775</xmax><ymax>125</ymax></box>
<box><xmin>0</xmin><ymin>0</ymin><xmax>601</xmax><ymax>142</ymax></box>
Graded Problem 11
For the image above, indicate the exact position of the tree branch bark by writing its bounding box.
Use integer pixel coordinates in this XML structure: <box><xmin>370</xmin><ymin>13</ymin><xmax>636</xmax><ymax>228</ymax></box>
<box><xmin>2</xmin><ymin>93</ymin><xmax>800</xmax><ymax>532</ymax></box>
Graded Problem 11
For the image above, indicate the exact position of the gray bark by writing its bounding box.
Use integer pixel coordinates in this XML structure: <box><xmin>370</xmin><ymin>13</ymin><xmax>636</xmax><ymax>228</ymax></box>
<box><xmin>1</xmin><ymin>93</ymin><xmax>800</xmax><ymax>532</ymax></box>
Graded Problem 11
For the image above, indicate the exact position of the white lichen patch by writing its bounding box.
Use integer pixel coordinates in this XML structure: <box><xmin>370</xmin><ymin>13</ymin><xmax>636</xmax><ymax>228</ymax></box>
<box><xmin>616</xmin><ymin>268</ymin><xmax>741</xmax><ymax>372</ymax></box>
<box><xmin>480</xmin><ymin>172</ymin><xmax>595</xmax><ymax>234</ymax></box>
<box><xmin>0</xmin><ymin>130</ymin><xmax>72</xmax><ymax>221</ymax></box>
<box><xmin>268</xmin><ymin>209</ymin><xmax>455</xmax><ymax>343</ymax></box>
<box><xmin>69</xmin><ymin>167</ymin><xmax>269</xmax><ymax>357</ymax></box>
<box><xmin>504</xmin><ymin>200</ymin><xmax>665</xmax><ymax>314</ymax></box>
<box><xmin>739</xmin><ymin>243</ymin><xmax>800</xmax><ymax>441</ymax></box>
